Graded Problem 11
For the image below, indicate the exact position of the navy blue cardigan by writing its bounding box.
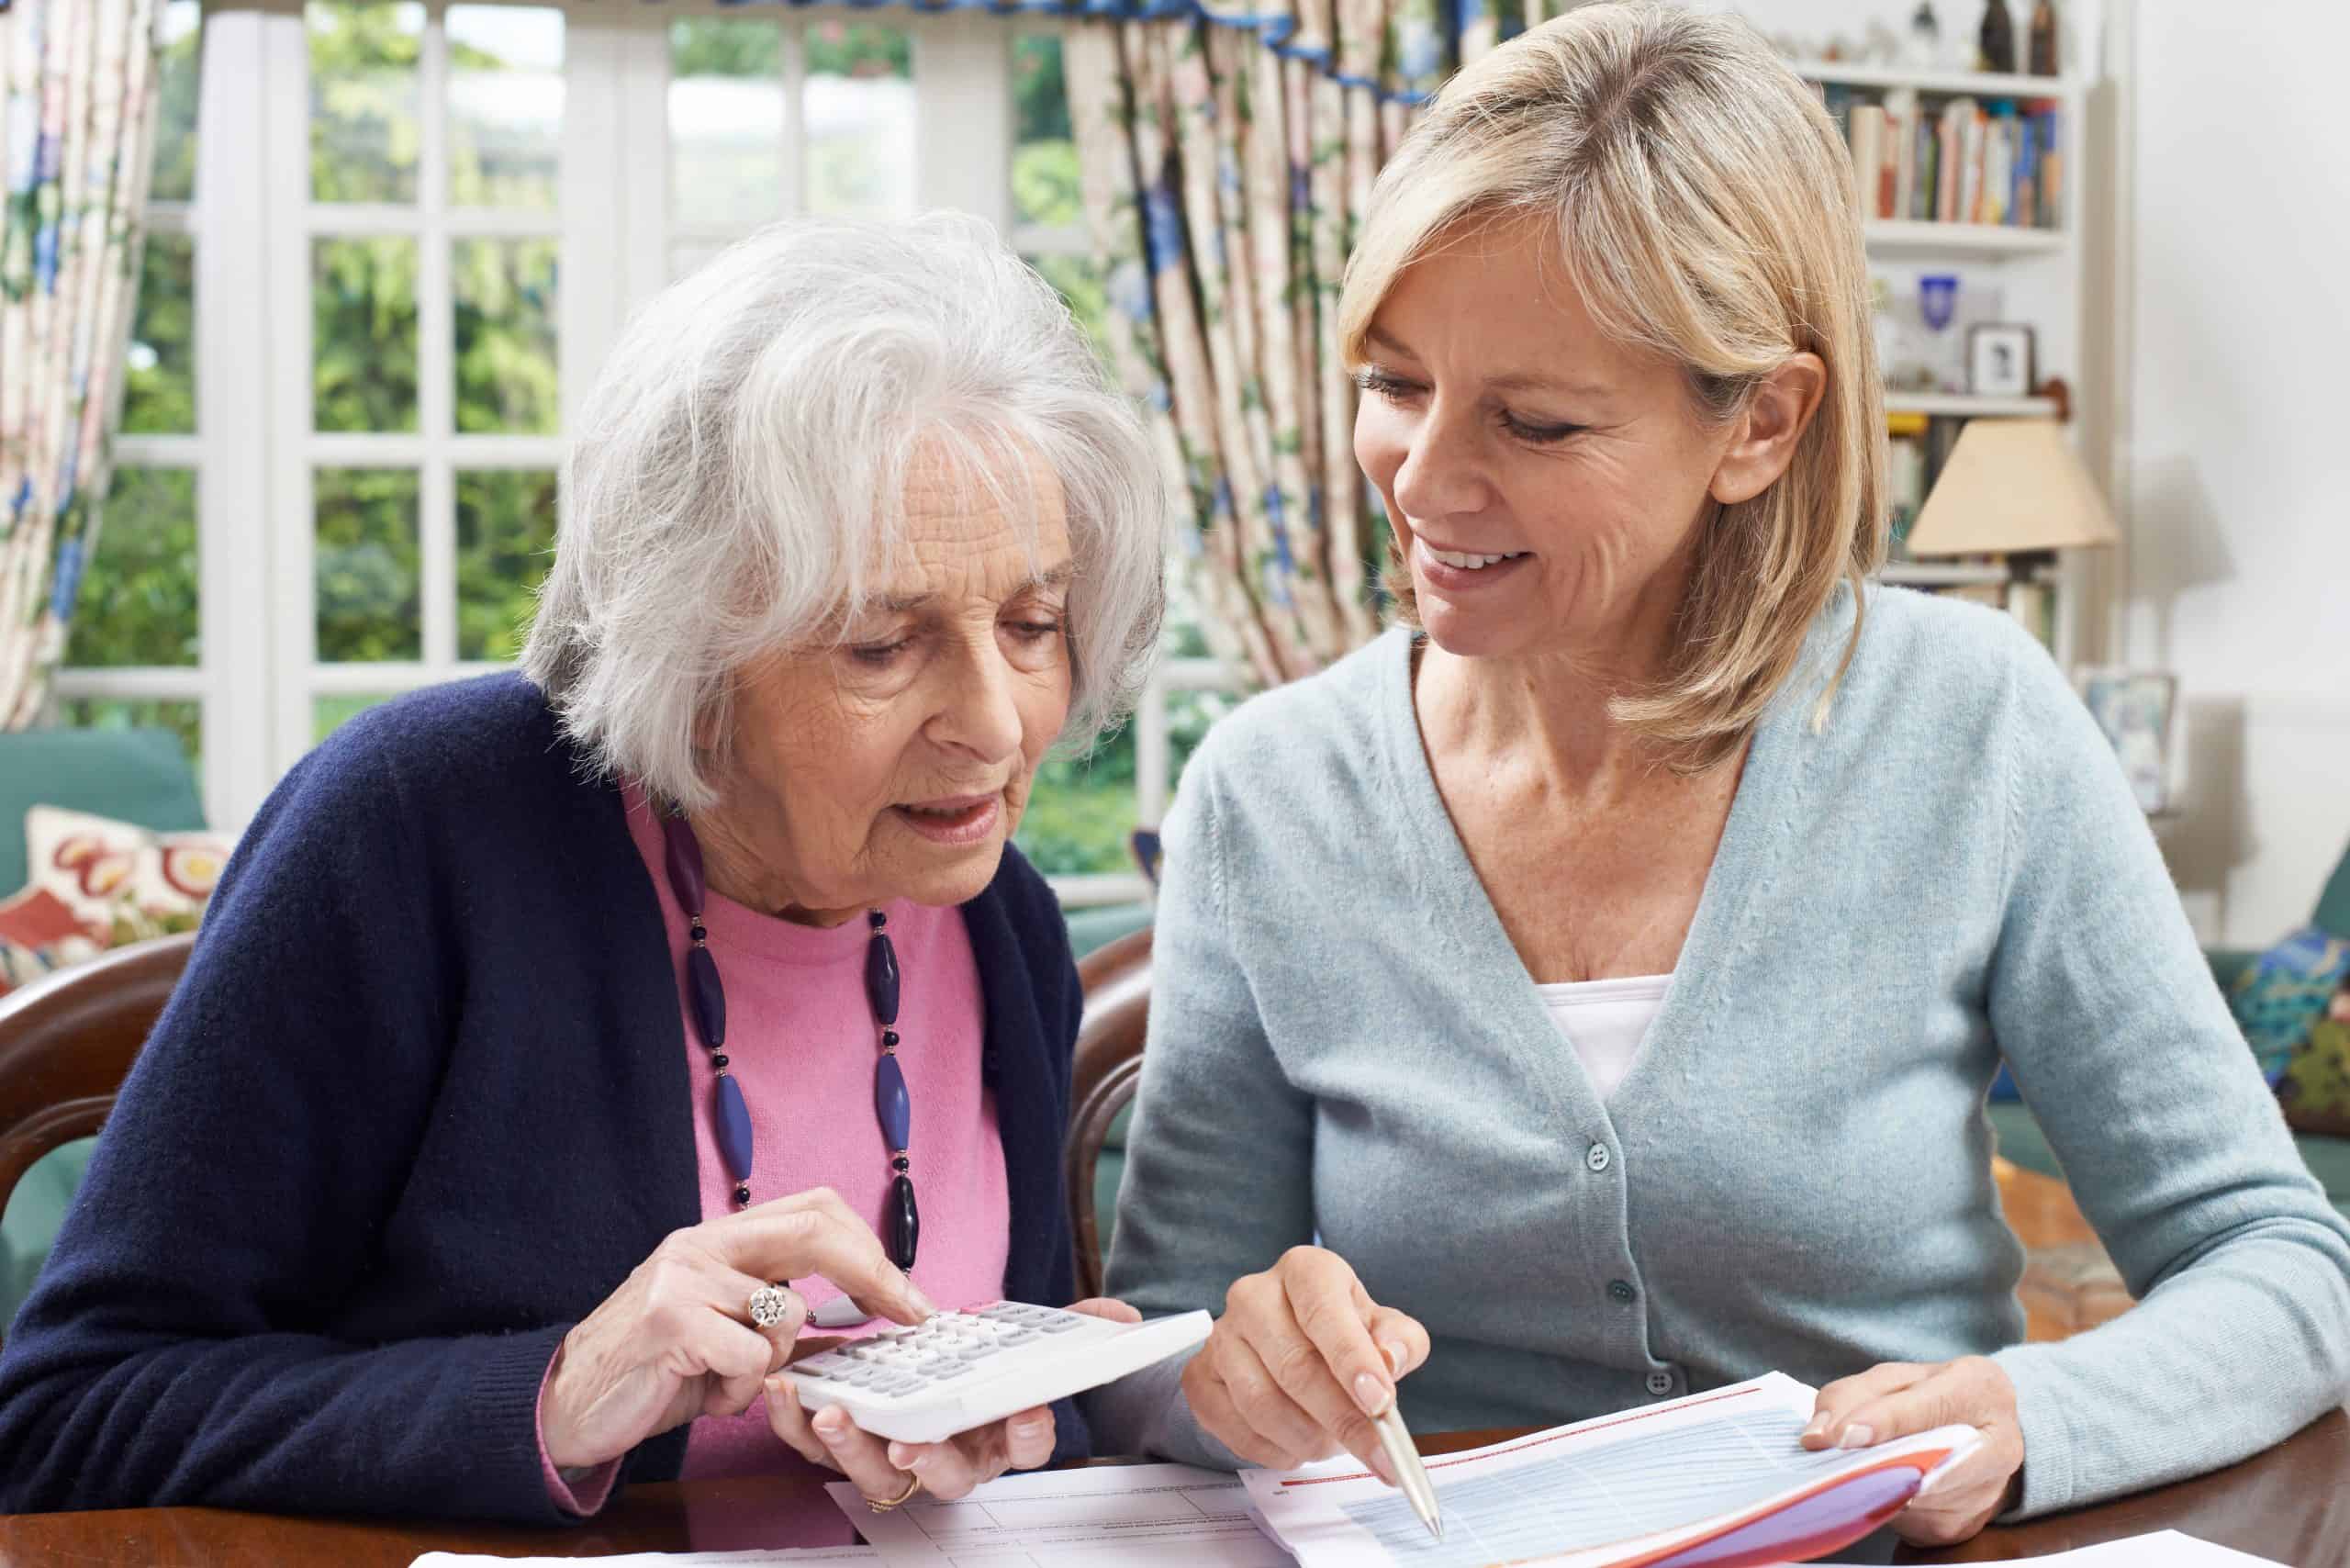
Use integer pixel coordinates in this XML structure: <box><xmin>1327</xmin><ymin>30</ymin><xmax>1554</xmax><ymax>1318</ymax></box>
<box><xmin>0</xmin><ymin>676</ymin><xmax>1089</xmax><ymax>1520</ymax></box>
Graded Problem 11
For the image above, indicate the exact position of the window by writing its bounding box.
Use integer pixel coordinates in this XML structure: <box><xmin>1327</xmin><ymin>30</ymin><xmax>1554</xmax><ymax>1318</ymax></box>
<box><xmin>59</xmin><ymin>1</ymin><xmax>1247</xmax><ymax>908</ymax></box>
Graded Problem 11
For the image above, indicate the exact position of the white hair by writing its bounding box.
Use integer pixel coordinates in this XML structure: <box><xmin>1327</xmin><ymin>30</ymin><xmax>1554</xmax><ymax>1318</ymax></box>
<box><xmin>523</xmin><ymin>213</ymin><xmax>1168</xmax><ymax>812</ymax></box>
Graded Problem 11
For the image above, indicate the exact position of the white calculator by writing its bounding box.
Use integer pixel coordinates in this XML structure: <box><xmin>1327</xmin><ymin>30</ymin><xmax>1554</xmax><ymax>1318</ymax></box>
<box><xmin>785</xmin><ymin>1301</ymin><xmax>1212</xmax><ymax>1445</ymax></box>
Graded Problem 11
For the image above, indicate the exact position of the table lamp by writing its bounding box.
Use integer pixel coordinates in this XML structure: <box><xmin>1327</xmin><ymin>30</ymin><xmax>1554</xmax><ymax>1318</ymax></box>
<box><xmin>1903</xmin><ymin>418</ymin><xmax>2120</xmax><ymax>556</ymax></box>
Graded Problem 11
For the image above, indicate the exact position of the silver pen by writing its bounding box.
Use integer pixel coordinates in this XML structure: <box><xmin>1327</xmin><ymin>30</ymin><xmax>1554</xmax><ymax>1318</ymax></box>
<box><xmin>1371</xmin><ymin>1400</ymin><xmax>1443</xmax><ymax>1540</ymax></box>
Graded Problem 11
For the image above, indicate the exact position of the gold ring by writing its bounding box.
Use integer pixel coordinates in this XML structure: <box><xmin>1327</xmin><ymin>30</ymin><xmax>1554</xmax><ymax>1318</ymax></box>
<box><xmin>867</xmin><ymin>1473</ymin><xmax>924</xmax><ymax>1513</ymax></box>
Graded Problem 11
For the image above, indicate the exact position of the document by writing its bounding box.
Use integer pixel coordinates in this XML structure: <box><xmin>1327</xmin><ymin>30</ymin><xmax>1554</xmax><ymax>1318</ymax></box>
<box><xmin>1245</xmin><ymin>1372</ymin><xmax>1978</xmax><ymax>1568</ymax></box>
<box><xmin>830</xmin><ymin>1461</ymin><xmax>1294</xmax><ymax>1566</ymax></box>
<box><xmin>412</xmin><ymin>1551</ymin><xmax>876</xmax><ymax>1566</ymax></box>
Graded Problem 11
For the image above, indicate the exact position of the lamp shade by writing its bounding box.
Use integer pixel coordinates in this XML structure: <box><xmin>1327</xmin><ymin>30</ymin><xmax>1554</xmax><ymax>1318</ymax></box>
<box><xmin>1903</xmin><ymin>418</ymin><xmax>2120</xmax><ymax>556</ymax></box>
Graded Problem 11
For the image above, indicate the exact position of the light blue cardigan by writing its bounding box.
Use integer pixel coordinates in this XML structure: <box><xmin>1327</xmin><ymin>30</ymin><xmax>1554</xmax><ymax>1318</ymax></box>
<box><xmin>1090</xmin><ymin>586</ymin><xmax>2350</xmax><ymax>1518</ymax></box>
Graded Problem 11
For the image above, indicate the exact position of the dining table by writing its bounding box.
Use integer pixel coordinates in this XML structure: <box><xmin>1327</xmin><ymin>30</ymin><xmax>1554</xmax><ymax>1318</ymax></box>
<box><xmin>2</xmin><ymin>1406</ymin><xmax>2343</xmax><ymax>1567</ymax></box>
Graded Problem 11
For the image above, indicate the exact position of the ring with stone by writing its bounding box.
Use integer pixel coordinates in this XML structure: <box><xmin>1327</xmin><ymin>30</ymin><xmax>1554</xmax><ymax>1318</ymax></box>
<box><xmin>746</xmin><ymin>1282</ymin><xmax>796</xmax><ymax>1329</ymax></box>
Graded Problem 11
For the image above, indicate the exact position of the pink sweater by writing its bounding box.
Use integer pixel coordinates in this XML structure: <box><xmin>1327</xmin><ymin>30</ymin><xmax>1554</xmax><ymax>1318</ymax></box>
<box><xmin>540</xmin><ymin>786</ymin><xmax>1012</xmax><ymax>1519</ymax></box>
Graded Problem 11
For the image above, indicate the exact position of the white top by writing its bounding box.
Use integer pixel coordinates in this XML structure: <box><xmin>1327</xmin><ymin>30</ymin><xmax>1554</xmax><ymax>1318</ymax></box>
<box><xmin>1534</xmin><ymin>974</ymin><xmax>1673</xmax><ymax>1101</ymax></box>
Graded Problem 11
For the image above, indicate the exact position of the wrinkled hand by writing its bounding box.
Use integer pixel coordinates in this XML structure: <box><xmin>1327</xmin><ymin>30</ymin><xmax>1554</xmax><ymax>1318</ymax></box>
<box><xmin>1801</xmin><ymin>1356</ymin><xmax>2025</xmax><ymax>1546</ymax></box>
<box><xmin>765</xmin><ymin>1298</ymin><xmax>1144</xmax><ymax>1501</ymax></box>
<box><xmin>541</xmin><ymin>1188</ymin><xmax>933</xmax><ymax>1471</ymax></box>
<box><xmin>1182</xmin><ymin>1246</ymin><xmax>1431</xmax><ymax>1484</ymax></box>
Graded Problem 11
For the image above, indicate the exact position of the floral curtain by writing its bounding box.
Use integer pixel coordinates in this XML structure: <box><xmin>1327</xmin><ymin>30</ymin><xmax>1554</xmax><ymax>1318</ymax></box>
<box><xmin>1063</xmin><ymin>0</ymin><xmax>1548</xmax><ymax>686</ymax></box>
<box><xmin>0</xmin><ymin>0</ymin><xmax>165</xmax><ymax>731</ymax></box>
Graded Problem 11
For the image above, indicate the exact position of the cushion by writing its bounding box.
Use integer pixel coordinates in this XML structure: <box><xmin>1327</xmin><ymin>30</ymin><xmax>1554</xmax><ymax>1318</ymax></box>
<box><xmin>17</xmin><ymin>804</ymin><xmax>229</xmax><ymax>953</ymax></box>
<box><xmin>0</xmin><ymin>728</ymin><xmax>204</xmax><ymax>895</ymax></box>
<box><xmin>2227</xmin><ymin>925</ymin><xmax>2350</xmax><ymax>1083</ymax></box>
<box><xmin>1</xmin><ymin>1139</ymin><xmax>96</xmax><ymax>1332</ymax></box>
<box><xmin>0</xmin><ymin>886</ymin><xmax>109</xmax><ymax>992</ymax></box>
<box><xmin>1986</xmin><ymin>1100</ymin><xmax>2350</xmax><ymax>1223</ymax></box>
<box><xmin>2278</xmin><ymin>1000</ymin><xmax>2350</xmax><ymax>1137</ymax></box>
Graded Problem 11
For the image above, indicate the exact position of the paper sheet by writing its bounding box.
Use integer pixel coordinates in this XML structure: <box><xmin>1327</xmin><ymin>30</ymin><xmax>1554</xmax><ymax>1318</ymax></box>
<box><xmin>1815</xmin><ymin>1533</ymin><xmax>2284</xmax><ymax>1566</ymax></box>
<box><xmin>830</xmin><ymin>1462</ymin><xmax>1294</xmax><ymax>1565</ymax></box>
<box><xmin>1245</xmin><ymin>1372</ymin><xmax>1978</xmax><ymax>1568</ymax></box>
<box><xmin>411</xmin><ymin>1551</ymin><xmax>876</xmax><ymax>1566</ymax></box>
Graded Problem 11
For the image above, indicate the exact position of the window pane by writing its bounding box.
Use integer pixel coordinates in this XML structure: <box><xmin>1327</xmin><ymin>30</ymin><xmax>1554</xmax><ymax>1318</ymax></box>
<box><xmin>1014</xmin><ymin>721</ymin><xmax>1137</xmax><ymax>877</ymax></box>
<box><xmin>455</xmin><ymin>469</ymin><xmax>557</xmax><ymax>660</ymax></box>
<box><xmin>308</xmin><ymin>2</ymin><xmax>424</xmax><ymax>205</ymax></box>
<box><xmin>1024</xmin><ymin>252</ymin><xmax>1110</xmax><ymax>369</ymax></box>
<box><xmin>60</xmin><ymin>700</ymin><xmax>204</xmax><ymax>779</ymax></box>
<box><xmin>315</xmin><ymin>468</ymin><xmax>420</xmax><ymax>662</ymax></box>
<box><xmin>669</xmin><ymin>18</ymin><xmax>785</xmax><ymax>229</ymax></box>
<box><xmin>66</xmin><ymin>469</ymin><xmax>199</xmax><ymax>668</ymax></box>
<box><xmin>124</xmin><ymin>233</ymin><xmax>196</xmax><ymax>435</ymax></box>
<box><xmin>1011</xmin><ymin>36</ymin><xmax>1079</xmax><ymax>229</ymax></box>
<box><xmin>314</xmin><ymin>693</ymin><xmax>397</xmax><ymax>745</ymax></box>
<box><xmin>453</xmin><ymin>239</ymin><xmax>559</xmax><ymax>435</ymax></box>
<box><xmin>314</xmin><ymin>237</ymin><xmax>420</xmax><ymax>432</ymax></box>
<box><xmin>150</xmin><ymin>1</ymin><xmax>203</xmax><ymax>203</ymax></box>
<box><xmin>668</xmin><ymin>241</ymin><xmax>730</xmax><ymax>284</ymax></box>
<box><xmin>447</xmin><ymin>6</ymin><xmax>564</xmax><ymax>208</ymax></box>
<box><xmin>804</xmin><ymin>22</ymin><xmax>914</xmax><ymax>217</ymax></box>
<box><xmin>1166</xmin><ymin>686</ymin><xmax>1234</xmax><ymax>803</ymax></box>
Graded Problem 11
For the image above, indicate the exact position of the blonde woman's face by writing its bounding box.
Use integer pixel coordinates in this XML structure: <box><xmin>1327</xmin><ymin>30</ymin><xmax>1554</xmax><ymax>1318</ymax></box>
<box><xmin>1352</xmin><ymin>223</ymin><xmax>1739</xmax><ymax>665</ymax></box>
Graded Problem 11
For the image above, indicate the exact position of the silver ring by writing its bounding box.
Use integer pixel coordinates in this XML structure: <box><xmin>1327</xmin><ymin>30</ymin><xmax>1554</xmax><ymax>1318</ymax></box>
<box><xmin>747</xmin><ymin>1283</ymin><xmax>796</xmax><ymax>1329</ymax></box>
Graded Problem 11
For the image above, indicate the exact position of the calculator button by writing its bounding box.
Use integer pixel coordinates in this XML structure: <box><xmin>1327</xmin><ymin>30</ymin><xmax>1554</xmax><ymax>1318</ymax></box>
<box><xmin>998</xmin><ymin>1329</ymin><xmax>1038</xmax><ymax>1347</ymax></box>
<box><xmin>1038</xmin><ymin>1315</ymin><xmax>1085</xmax><ymax>1333</ymax></box>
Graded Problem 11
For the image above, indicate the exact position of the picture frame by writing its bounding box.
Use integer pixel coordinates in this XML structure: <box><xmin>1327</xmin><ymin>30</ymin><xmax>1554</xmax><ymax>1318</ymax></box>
<box><xmin>1967</xmin><ymin>322</ymin><xmax>2036</xmax><ymax>398</ymax></box>
<box><xmin>2072</xmin><ymin>667</ymin><xmax>2178</xmax><ymax>814</ymax></box>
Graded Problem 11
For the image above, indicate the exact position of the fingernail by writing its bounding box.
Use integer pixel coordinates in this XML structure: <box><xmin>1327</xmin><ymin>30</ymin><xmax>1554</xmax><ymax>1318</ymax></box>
<box><xmin>887</xmin><ymin>1442</ymin><xmax>914</xmax><ymax>1469</ymax></box>
<box><xmin>814</xmin><ymin>1407</ymin><xmax>848</xmax><ymax>1436</ymax></box>
<box><xmin>1352</xmin><ymin>1372</ymin><xmax>1392</xmax><ymax>1416</ymax></box>
<box><xmin>906</xmin><ymin>1450</ymin><xmax>934</xmax><ymax>1471</ymax></box>
<box><xmin>1801</xmin><ymin>1414</ymin><xmax>1830</xmax><ymax>1440</ymax></box>
<box><xmin>906</xmin><ymin>1283</ymin><xmax>938</xmax><ymax>1318</ymax></box>
<box><xmin>1838</xmin><ymin>1424</ymin><xmax>1875</xmax><ymax>1450</ymax></box>
<box><xmin>1013</xmin><ymin>1417</ymin><xmax>1049</xmax><ymax>1439</ymax></box>
<box><xmin>1369</xmin><ymin>1447</ymin><xmax>1397</xmax><ymax>1485</ymax></box>
<box><xmin>1381</xmin><ymin>1341</ymin><xmax>1407</xmax><ymax>1377</ymax></box>
<box><xmin>765</xmin><ymin>1373</ymin><xmax>788</xmax><ymax>1396</ymax></box>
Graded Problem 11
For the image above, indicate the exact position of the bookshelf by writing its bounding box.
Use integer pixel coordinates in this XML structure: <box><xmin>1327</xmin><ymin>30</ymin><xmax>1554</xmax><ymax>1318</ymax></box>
<box><xmin>1791</xmin><ymin>58</ymin><xmax>2107</xmax><ymax>664</ymax></box>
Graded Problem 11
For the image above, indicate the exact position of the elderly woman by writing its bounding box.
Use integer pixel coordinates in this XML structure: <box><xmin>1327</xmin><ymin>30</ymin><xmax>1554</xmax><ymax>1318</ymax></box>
<box><xmin>1092</xmin><ymin>3</ymin><xmax>2350</xmax><ymax>1547</ymax></box>
<box><xmin>0</xmin><ymin>214</ymin><xmax>1164</xmax><ymax>1523</ymax></box>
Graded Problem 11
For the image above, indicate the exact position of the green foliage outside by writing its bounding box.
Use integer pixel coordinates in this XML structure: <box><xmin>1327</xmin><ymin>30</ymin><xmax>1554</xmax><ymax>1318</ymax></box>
<box><xmin>315</xmin><ymin>468</ymin><xmax>420</xmax><ymax>663</ymax></box>
<box><xmin>71</xmin><ymin>8</ymin><xmax>1219</xmax><ymax>884</ymax></box>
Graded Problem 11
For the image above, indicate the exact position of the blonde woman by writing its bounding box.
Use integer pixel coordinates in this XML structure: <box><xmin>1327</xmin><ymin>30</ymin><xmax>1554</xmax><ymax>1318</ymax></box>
<box><xmin>1090</xmin><ymin>2</ymin><xmax>2350</xmax><ymax>1547</ymax></box>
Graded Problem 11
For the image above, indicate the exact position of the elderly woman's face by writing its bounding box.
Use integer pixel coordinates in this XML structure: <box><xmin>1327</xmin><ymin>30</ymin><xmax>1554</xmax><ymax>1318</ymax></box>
<box><xmin>1352</xmin><ymin>222</ymin><xmax>1743</xmax><ymax>665</ymax></box>
<box><xmin>714</xmin><ymin>447</ymin><xmax>1074</xmax><ymax>915</ymax></box>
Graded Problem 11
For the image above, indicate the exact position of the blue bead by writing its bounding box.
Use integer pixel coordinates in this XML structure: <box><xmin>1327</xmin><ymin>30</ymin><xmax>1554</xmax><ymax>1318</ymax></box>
<box><xmin>874</xmin><ymin>1053</ymin><xmax>911</xmax><ymax>1151</ymax></box>
<box><xmin>866</xmin><ymin>933</ymin><xmax>900</xmax><ymax>1025</ymax></box>
<box><xmin>687</xmin><ymin>945</ymin><xmax>726</xmax><ymax>1047</ymax></box>
<box><xmin>716</xmin><ymin>1073</ymin><xmax>755</xmax><ymax>1182</ymax></box>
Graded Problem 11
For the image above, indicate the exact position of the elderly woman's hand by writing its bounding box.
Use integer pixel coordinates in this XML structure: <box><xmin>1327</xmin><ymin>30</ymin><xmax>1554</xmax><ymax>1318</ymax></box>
<box><xmin>1800</xmin><ymin>1356</ymin><xmax>2025</xmax><ymax>1545</ymax></box>
<box><xmin>763</xmin><ymin>1297</ymin><xmax>1142</xmax><ymax>1498</ymax></box>
<box><xmin>1181</xmin><ymin>1246</ymin><xmax>1431</xmax><ymax>1480</ymax></box>
<box><xmin>540</xmin><ymin>1188</ymin><xmax>932</xmax><ymax>1472</ymax></box>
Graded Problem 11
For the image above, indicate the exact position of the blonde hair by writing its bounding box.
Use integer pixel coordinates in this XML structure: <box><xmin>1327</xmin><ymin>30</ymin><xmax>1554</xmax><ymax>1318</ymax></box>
<box><xmin>1340</xmin><ymin>1</ymin><xmax>1886</xmax><ymax>768</ymax></box>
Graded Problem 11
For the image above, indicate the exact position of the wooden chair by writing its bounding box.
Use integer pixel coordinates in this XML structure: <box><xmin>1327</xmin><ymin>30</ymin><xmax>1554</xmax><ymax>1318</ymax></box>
<box><xmin>0</xmin><ymin>934</ymin><xmax>194</xmax><ymax>1346</ymax></box>
<box><xmin>1068</xmin><ymin>925</ymin><xmax>1151</xmax><ymax>1299</ymax></box>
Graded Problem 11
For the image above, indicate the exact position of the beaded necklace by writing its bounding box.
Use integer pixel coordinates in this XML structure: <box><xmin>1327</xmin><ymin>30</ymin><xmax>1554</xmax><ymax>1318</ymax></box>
<box><xmin>659</xmin><ymin>811</ymin><xmax>920</xmax><ymax>1271</ymax></box>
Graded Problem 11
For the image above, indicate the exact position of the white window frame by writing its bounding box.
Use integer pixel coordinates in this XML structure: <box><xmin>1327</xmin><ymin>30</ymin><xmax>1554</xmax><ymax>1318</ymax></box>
<box><xmin>63</xmin><ymin>0</ymin><xmax>1242</xmax><ymax>910</ymax></box>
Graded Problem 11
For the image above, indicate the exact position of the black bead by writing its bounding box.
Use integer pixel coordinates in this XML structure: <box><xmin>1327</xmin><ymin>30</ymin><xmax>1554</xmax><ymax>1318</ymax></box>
<box><xmin>882</xmin><ymin>1029</ymin><xmax>900</xmax><ymax>1048</ymax></box>
<box><xmin>889</xmin><ymin>1174</ymin><xmax>920</xmax><ymax>1271</ymax></box>
<box><xmin>866</xmin><ymin>932</ymin><xmax>901</xmax><ymax>1025</ymax></box>
<box><xmin>892</xmin><ymin>1155</ymin><xmax>911</xmax><ymax>1172</ymax></box>
<box><xmin>733</xmin><ymin>1183</ymin><xmax>751</xmax><ymax>1205</ymax></box>
<box><xmin>867</xmin><ymin>909</ymin><xmax>888</xmax><ymax>930</ymax></box>
<box><xmin>711</xmin><ymin>1052</ymin><xmax>729</xmax><ymax>1070</ymax></box>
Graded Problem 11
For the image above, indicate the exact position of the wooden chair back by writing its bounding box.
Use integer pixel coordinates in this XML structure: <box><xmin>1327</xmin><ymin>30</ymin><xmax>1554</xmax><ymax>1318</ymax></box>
<box><xmin>0</xmin><ymin>933</ymin><xmax>193</xmax><ymax>1236</ymax></box>
<box><xmin>1068</xmin><ymin>924</ymin><xmax>1151</xmax><ymax>1299</ymax></box>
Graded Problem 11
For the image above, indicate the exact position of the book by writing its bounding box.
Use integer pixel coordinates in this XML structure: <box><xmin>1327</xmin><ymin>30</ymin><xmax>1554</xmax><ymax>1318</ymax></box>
<box><xmin>1845</xmin><ymin>91</ymin><xmax>2063</xmax><ymax>230</ymax></box>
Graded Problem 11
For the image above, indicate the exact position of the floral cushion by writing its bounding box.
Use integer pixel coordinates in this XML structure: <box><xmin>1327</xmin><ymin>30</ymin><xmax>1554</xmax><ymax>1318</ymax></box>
<box><xmin>2228</xmin><ymin>925</ymin><xmax>2350</xmax><ymax>1084</ymax></box>
<box><xmin>2277</xmin><ymin>990</ymin><xmax>2350</xmax><ymax>1137</ymax></box>
<box><xmin>0</xmin><ymin>805</ymin><xmax>232</xmax><ymax>993</ymax></box>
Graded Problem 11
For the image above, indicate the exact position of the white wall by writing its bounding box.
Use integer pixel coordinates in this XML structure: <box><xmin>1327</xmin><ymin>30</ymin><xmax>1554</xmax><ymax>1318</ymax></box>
<box><xmin>2118</xmin><ymin>1</ymin><xmax>2350</xmax><ymax>946</ymax></box>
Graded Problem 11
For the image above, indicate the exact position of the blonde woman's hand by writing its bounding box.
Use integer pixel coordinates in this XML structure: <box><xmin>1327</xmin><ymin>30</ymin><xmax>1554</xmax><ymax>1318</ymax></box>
<box><xmin>1800</xmin><ymin>1356</ymin><xmax>2025</xmax><ymax>1546</ymax></box>
<box><xmin>1181</xmin><ymin>1247</ymin><xmax>1430</xmax><ymax>1480</ymax></box>
<box><xmin>540</xmin><ymin>1188</ymin><xmax>934</xmax><ymax>1472</ymax></box>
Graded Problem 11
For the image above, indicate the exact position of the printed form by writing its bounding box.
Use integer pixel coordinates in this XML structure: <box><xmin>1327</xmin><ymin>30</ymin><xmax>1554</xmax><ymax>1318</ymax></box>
<box><xmin>1246</xmin><ymin>1372</ymin><xmax>1978</xmax><ymax>1568</ymax></box>
<box><xmin>829</xmin><ymin>1462</ymin><xmax>1293</xmax><ymax>1566</ymax></box>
